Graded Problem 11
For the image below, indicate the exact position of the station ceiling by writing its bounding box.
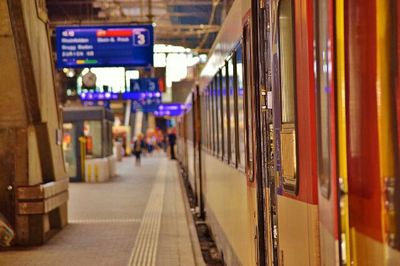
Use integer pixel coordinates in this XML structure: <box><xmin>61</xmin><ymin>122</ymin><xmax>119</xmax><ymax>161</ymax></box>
<box><xmin>46</xmin><ymin>0</ymin><xmax>234</xmax><ymax>53</ymax></box>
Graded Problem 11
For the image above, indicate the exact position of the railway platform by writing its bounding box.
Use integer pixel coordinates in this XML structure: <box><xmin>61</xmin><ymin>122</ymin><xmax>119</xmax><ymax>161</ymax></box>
<box><xmin>0</xmin><ymin>154</ymin><xmax>202</xmax><ymax>266</ymax></box>
<box><xmin>2</xmin><ymin>0</ymin><xmax>400</xmax><ymax>265</ymax></box>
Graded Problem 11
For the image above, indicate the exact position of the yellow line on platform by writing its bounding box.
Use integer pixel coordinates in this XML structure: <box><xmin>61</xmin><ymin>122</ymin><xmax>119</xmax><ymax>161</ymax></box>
<box><xmin>128</xmin><ymin>159</ymin><xmax>167</xmax><ymax>266</ymax></box>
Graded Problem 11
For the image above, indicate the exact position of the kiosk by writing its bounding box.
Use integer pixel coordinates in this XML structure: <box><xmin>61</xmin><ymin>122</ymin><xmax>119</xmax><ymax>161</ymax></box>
<box><xmin>62</xmin><ymin>106</ymin><xmax>116</xmax><ymax>182</ymax></box>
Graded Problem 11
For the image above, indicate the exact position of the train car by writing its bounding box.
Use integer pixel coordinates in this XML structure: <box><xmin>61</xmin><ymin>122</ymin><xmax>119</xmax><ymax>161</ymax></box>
<box><xmin>178</xmin><ymin>0</ymin><xmax>400</xmax><ymax>265</ymax></box>
<box><xmin>266</xmin><ymin>0</ymin><xmax>321</xmax><ymax>264</ymax></box>
<box><xmin>178</xmin><ymin>0</ymin><xmax>261</xmax><ymax>265</ymax></box>
<box><xmin>336</xmin><ymin>0</ymin><xmax>400</xmax><ymax>264</ymax></box>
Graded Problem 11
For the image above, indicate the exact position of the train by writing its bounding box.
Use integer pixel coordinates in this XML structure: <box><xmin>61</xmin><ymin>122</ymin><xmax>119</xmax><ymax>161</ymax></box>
<box><xmin>176</xmin><ymin>0</ymin><xmax>400</xmax><ymax>265</ymax></box>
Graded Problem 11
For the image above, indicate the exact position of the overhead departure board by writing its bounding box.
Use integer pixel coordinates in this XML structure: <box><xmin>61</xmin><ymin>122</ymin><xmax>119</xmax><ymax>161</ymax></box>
<box><xmin>56</xmin><ymin>25</ymin><xmax>153</xmax><ymax>68</ymax></box>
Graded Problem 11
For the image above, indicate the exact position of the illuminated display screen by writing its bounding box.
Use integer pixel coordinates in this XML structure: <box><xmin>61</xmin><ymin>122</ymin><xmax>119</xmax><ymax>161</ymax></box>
<box><xmin>56</xmin><ymin>25</ymin><xmax>154</xmax><ymax>68</ymax></box>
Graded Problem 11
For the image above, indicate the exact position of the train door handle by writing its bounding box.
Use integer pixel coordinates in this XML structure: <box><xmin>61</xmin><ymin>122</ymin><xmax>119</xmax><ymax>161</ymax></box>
<box><xmin>261</xmin><ymin>89</ymin><xmax>272</xmax><ymax>112</ymax></box>
<box><xmin>384</xmin><ymin>176</ymin><xmax>396</xmax><ymax>247</ymax></box>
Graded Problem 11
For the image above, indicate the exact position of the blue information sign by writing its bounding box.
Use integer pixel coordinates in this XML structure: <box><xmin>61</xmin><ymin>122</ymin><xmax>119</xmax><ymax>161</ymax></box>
<box><xmin>131</xmin><ymin>96</ymin><xmax>162</xmax><ymax>113</ymax></box>
<box><xmin>80</xmin><ymin>92</ymin><xmax>119</xmax><ymax>101</ymax></box>
<box><xmin>129</xmin><ymin>78</ymin><xmax>159</xmax><ymax>92</ymax></box>
<box><xmin>56</xmin><ymin>25</ymin><xmax>154</xmax><ymax>68</ymax></box>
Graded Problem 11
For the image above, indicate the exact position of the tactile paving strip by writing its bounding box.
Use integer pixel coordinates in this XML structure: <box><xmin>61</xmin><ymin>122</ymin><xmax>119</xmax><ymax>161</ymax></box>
<box><xmin>128</xmin><ymin>159</ymin><xmax>167</xmax><ymax>266</ymax></box>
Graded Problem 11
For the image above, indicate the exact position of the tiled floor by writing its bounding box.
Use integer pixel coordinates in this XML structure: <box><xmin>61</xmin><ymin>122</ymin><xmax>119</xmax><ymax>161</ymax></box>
<box><xmin>0</xmin><ymin>154</ymin><xmax>197</xmax><ymax>266</ymax></box>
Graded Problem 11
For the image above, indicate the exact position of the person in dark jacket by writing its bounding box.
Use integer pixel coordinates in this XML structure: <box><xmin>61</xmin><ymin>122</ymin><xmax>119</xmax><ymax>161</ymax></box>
<box><xmin>132</xmin><ymin>134</ymin><xmax>146</xmax><ymax>166</ymax></box>
<box><xmin>168</xmin><ymin>128</ymin><xmax>177</xmax><ymax>160</ymax></box>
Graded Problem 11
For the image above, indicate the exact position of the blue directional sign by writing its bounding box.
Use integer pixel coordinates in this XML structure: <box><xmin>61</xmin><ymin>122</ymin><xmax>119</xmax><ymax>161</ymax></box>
<box><xmin>152</xmin><ymin>103</ymin><xmax>186</xmax><ymax>117</ymax></box>
<box><xmin>130</xmin><ymin>79</ymin><xmax>142</xmax><ymax>92</ymax></box>
<box><xmin>129</xmin><ymin>78</ymin><xmax>159</xmax><ymax>92</ymax></box>
<box><xmin>158</xmin><ymin>103</ymin><xmax>185</xmax><ymax>112</ymax></box>
<box><xmin>129</xmin><ymin>78</ymin><xmax>162</xmax><ymax>112</ymax></box>
<box><xmin>131</xmin><ymin>96</ymin><xmax>162</xmax><ymax>113</ymax></box>
<box><xmin>154</xmin><ymin>109</ymin><xmax>183</xmax><ymax>117</ymax></box>
<box><xmin>122</xmin><ymin>91</ymin><xmax>161</xmax><ymax>100</ymax></box>
<box><xmin>56</xmin><ymin>25</ymin><xmax>154</xmax><ymax>68</ymax></box>
<box><xmin>80</xmin><ymin>92</ymin><xmax>119</xmax><ymax>101</ymax></box>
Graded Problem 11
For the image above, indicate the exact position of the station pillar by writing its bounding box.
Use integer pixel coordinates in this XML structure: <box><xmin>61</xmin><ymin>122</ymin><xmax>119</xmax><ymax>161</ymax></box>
<box><xmin>0</xmin><ymin>0</ymin><xmax>68</xmax><ymax>245</ymax></box>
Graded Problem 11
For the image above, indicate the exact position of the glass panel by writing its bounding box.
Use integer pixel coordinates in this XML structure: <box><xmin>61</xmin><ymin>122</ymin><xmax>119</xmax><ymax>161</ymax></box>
<box><xmin>212</xmin><ymin>81</ymin><xmax>218</xmax><ymax>153</ymax></box>
<box><xmin>222</xmin><ymin>65</ymin><xmax>229</xmax><ymax>160</ymax></box>
<box><xmin>205</xmin><ymin>95</ymin><xmax>210</xmax><ymax>150</ymax></box>
<box><xmin>215</xmin><ymin>74</ymin><xmax>222</xmax><ymax>156</ymax></box>
<box><xmin>206</xmin><ymin>88</ymin><xmax>210</xmax><ymax>150</ymax></box>
<box><xmin>244</xmin><ymin>25</ymin><xmax>254</xmax><ymax>174</ymax></box>
<box><xmin>209</xmin><ymin>86</ymin><xmax>212</xmax><ymax>150</ymax></box>
<box><xmin>228</xmin><ymin>57</ymin><xmax>236</xmax><ymax>165</ymax></box>
<box><xmin>62</xmin><ymin>123</ymin><xmax>77</xmax><ymax>177</ymax></box>
<box><xmin>279</xmin><ymin>0</ymin><xmax>297</xmax><ymax>193</ymax></box>
<box><xmin>201</xmin><ymin>93</ymin><xmax>204</xmax><ymax>148</ymax></box>
<box><xmin>236</xmin><ymin>44</ymin><xmax>246</xmax><ymax>169</ymax></box>
<box><xmin>316</xmin><ymin>0</ymin><xmax>331</xmax><ymax>198</ymax></box>
<box><xmin>84</xmin><ymin>120</ymin><xmax>102</xmax><ymax>157</ymax></box>
<box><xmin>279</xmin><ymin>0</ymin><xmax>296</xmax><ymax>124</ymax></box>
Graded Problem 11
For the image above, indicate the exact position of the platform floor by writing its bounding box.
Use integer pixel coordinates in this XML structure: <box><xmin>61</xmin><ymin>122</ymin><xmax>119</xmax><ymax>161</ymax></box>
<box><xmin>0</xmin><ymin>154</ymin><xmax>199</xmax><ymax>266</ymax></box>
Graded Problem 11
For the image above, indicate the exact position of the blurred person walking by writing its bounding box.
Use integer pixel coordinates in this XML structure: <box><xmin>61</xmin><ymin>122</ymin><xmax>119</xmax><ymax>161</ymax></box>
<box><xmin>132</xmin><ymin>134</ymin><xmax>145</xmax><ymax>166</ymax></box>
<box><xmin>168</xmin><ymin>128</ymin><xmax>177</xmax><ymax>160</ymax></box>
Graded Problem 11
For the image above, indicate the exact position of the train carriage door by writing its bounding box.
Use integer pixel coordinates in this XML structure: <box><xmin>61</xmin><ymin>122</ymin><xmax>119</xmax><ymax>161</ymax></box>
<box><xmin>272</xmin><ymin>0</ymin><xmax>323</xmax><ymax>264</ymax></box>
<box><xmin>376</xmin><ymin>0</ymin><xmax>400</xmax><ymax>262</ymax></box>
<box><xmin>343</xmin><ymin>0</ymin><xmax>400</xmax><ymax>264</ymax></box>
<box><xmin>388</xmin><ymin>0</ymin><xmax>400</xmax><ymax>260</ymax></box>
<box><xmin>344</xmin><ymin>1</ymin><xmax>382</xmax><ymax>264</ymax></box>
<box><xmin>194</xmin><ymin>85</ymin><xmax>204</xmax><ymax>218</ymax></box>
<box><xmin>191</xmin><ymin>91</ymin><xmax>198</xmax><ymax>207</ymax></box>
<box><xmin>244</xmin><ymin>10</ymin><xmax>267</xmax><ymax>263</ymax></box>
<box><xmin>314</xmin><ymin>0</ymin><xmax>340</xmax><ymax>264</ymax></box>
<box><xmin>335</xmin><ymin>0</ymin><xmax>352</xmax><ymax>263</ymax></box>
<box><xmin>255</xmin><ymin>0</ymin><xmax>278</xmax><ymax>264</ymax></box>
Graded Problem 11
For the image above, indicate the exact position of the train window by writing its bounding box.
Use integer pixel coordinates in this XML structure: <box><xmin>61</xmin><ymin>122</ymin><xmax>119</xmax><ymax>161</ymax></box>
<box><xmin>216</xmin><ymin>71</ymin><xmax>223</xmax><ymax>158</ymax></box>
<box><xmin>209</xmin><ymin>85</ymin><xmax>213</xmax><ymax>151</ymax></box>
<box><xmin>203</xmin><ymin>91</ymin><xmax>207</xmax><ymax>150</ymax></box>
<box><xmin>236</xmin><ymin>44</ymin><xmax>246</xmax><ymax>170</ymax></box>
<box><xmin>208</xmin><ymin>86</ymin><xmax>211</xmax><ymax>151</ymax></box>
<box><xmin>211</xmin><ymin>82</ymin><xmax>217</xmax><ymax>154</ymax></box>
<box><xmin>222</xmin><ymin>65</ymin><xmax>229</xmax><ymax>162</ymax></box>
<box><xmin>228</xmin><ymin>56</ymin><xmax>236</xmax><ymax>166</ymax></box>
<box><xmin>243</xmin><ymin>24</ymin><xmax>254</xmax><ymax>179</ymax></box>
<box><xmin>214</xmin><ymin>75</ymin><xmax>221</xmax><ymax>156</ymax></box>
<box><xmin>278</xmin><ymin>0</ymin><xmax>298</xmax><ymax>193</ymax></box>
<box><xmin>208</xmin><ymin>85</ymin><xmax>216</xmax><ymax>152</ymax></box>
<box><xmin>201</xmin><ymin>93</ymin><xmax>206</xmax><ymax>150</ymax></box>
<box><xmin>205</xmin><ymin>87</ymin><xmax>209</xmax><ymax>150</ymax></box>
<box><xmin>279</xmin><ymin>0</ymin><xmax>296</xmax><ymax>124</ymax></box>
<box><xmin>315</xmin><ymin>0</ymin><xmax>331</xmax><ymax>198</ymax></box>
